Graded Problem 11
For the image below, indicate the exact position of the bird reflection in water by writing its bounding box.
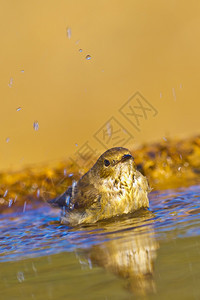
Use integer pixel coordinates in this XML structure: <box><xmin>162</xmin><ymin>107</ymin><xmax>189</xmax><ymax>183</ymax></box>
<box><xmin>75</xmin><ymin>210</ymin><xmax>159</xmax><ymax>296</ymax></box>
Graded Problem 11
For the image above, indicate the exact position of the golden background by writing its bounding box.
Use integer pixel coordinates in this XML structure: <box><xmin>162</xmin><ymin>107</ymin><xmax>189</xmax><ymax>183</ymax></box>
<box><xmin>1</xmin><ymin>0</ymin><xmax>199</xmax><ymax>171</ymax></box>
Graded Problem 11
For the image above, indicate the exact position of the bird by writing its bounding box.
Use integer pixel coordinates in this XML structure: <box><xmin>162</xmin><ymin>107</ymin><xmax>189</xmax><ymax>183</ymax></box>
<box><xmin>48</xmin><ymin>147</ymin><xmax>150</xmax><ymax>225</ymax></box>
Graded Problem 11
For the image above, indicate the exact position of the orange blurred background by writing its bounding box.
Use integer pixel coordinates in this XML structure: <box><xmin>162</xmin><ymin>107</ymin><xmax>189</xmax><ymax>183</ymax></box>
<box><xmin>0</xmin><ymin>0</ymin><xmax>200</xmax><ymax>171</ymax></box>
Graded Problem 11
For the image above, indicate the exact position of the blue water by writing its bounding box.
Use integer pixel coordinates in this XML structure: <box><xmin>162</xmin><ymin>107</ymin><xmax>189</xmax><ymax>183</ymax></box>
<box><xmin>1</xmin><ymin>184</ymin><xmax>200</xmax><ymax>262</ymax></box>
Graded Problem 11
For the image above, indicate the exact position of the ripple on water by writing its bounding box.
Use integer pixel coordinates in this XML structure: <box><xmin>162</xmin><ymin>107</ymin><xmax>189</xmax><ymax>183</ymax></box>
<box><xmin>0</xmin><ymin>184</ymin><xmax>200</xmax><ymax>262</ymax></box>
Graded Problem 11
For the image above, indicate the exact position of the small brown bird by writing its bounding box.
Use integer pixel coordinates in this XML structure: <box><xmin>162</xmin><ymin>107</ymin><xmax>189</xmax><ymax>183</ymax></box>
<box><xmin>49</xmin><ymin>147</ymin><xmax>150</xmax><ymax>225</ymax></box>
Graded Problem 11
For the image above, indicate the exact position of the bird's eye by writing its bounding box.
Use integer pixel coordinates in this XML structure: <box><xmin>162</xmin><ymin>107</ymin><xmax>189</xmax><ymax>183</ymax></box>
<box><xmin>104</xmin><ymin>159</ymin><xmax>110</xmax><ymax>167</ymax></box>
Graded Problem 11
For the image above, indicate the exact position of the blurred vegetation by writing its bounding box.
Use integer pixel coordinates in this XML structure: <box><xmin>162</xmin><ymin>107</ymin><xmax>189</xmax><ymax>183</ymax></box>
<box><xmin>0</xmin><ymin>135</ymin><xmax>199</xmax><ymax>212</ymax></box>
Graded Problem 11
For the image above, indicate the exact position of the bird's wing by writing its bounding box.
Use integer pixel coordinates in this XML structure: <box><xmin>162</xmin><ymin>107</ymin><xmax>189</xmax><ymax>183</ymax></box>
<box><xmin>71</xmin><ymin>180</ymin><xmax>101</xmax><ymax>210</ymax></box>
<box><xmin>48</xmin><ymin>181</ymin><xmax>100</xmax><ymax>211</ymax></box>
<box><xmin>48</xmin><ymin>186</ymin><xmax>72</xmax><ymax>208</ymax></box>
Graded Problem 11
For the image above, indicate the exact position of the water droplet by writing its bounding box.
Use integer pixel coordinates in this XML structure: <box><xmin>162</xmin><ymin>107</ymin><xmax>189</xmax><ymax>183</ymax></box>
<box><xmin>66</xmin><ymin>27</ymin><xmax>71</xmax><ymax>39</ymax></box>
<box><xmin>16</xmin><ymin>107</ymin><xmax>22</xmax><ymax>111</ymax></box>
<box><xmin>75</xmin><ymin>40</ymin><xmax>80</xmax><ymax>45</ymax></box>
<box><xmin>68</xmin><ymin>173</ymin><xmax>73</xmax><ymax>177</ymax></box>
<box><xmin>6</xmin><ymin>137</ymin><xmax>10</xmax><ymax>143</ymax></box>
<box><xmin>163</xmin><ymin>137</ymin><xmax>167</xmax><ymax>141</ymax></box>
<box><xmin>8</xmin><ymin>77</ymin><xmax>13</xmax><ymax>88</ymax></box>
<box><xmin>65</xmin><ymin>195</ymin><xmax>70</xmax><ymax>207</ymax></box>
<box><xmin>75</xmin><ymin>143</ymin><xmax>78</xmax><ymax>147</ymax></box>
<box><xmin>21</xmin><ymin>70</ymin><xmax>24</xmax><ymax>73</ymax></box>
<box><xmin>85</xmin><ymin>55</ymin><xmax>91</xmax><ymax>60</ymax></box>
<box><xmin>33</xmin><ymin>121</ymin><xmax>39</xmax><ymax>131</ymax></box>
<box><xmin>79</xmin><ymin>49</ymin><xmax>83</xmax><ymax>52</ymax></box>
<box><xmin>17</xmin><ymin>272</ymin><xmax>25</xmax><ymax>283</ymax></box>
<box><xmin>8</xmin><ymin>199</ymin><xmax>13</xmax><ymax>207</ymax></box>
<box><xmin>172</xmin><ymin>88</ymin><xmax>176</xmax><ymax>101</ymax></box>
<box><xmin>63</xmin><ymin>169</ymin><xmax>67</xmax><ymax>176</ymax></box>
<box><xmin>36</xmin><ymin>189</ymin><xmax>40</xmax><ymax>198</ymax></box>
<box><xmin>88</xmin><ymin>258</ymin><xmax>92</xmax><ymax>269</ymax></box>
<box><xmin>3</xmin><ymin>190</ymin><xmax>8</xmax><ymax>197</ymax></box>
<box><xmin>23</xmin><ymin>201</ymin><xmax>27</xmax><ymax>213</ymax></box>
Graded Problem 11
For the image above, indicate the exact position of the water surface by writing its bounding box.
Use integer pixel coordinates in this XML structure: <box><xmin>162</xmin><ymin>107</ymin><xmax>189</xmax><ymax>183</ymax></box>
<box><xmin>1</xmin><ymin>183</ymin><xmax>200</xmax><ymax>299</ymax></box>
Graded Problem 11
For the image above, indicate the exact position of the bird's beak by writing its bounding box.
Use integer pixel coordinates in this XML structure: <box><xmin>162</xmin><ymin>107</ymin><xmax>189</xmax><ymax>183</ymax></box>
<box><xmin>120</xmin><ymin>154</ymin><xmax>133</xmax><ymax>163</ymax></box>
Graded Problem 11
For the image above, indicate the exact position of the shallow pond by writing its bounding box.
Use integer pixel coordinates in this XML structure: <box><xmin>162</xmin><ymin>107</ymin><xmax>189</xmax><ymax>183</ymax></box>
<box><xmin>1</xmin><ymin>182</ymin><xmax>200</xmax><ymax>299</ymax></box>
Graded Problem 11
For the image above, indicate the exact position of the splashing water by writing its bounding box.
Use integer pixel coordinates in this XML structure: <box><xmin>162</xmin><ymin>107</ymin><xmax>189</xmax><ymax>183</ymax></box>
<box><xmin>33</xmin><ymin>121</ymin><xmax>39</xmax><ymax>131</ymax></box>
<box><xmin>8</xmin><ymin>77</ymin><xmax>13</xmax><ymax>88</ymax></box>
<box><xmin>66</xmin><ymin>27</ymin><xmax>71</xmax><ymax>39</ymax></box>
<box><xmin>172</xmin><ymin>87</ymin><xmax>176</xmax><ymax>101</ymax></box>
<box><xmin>0</xmin><ymin>183</ymin><xmax>200</xmax><ymax>299</ymax></box>
<box><xmin>3</xmin><ymin>190</ymin><xmax>8</xmax><ymax>197</ymax></box>
<box><xmin>85</xmin><ymin>55</ymin><xmax>91</xmax><ymax>60</ymax></box>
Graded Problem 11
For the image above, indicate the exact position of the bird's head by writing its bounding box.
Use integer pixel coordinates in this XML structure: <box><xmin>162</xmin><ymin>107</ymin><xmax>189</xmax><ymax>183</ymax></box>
<box><xmin>91</xmin><ymin>147</ymin><xmax>136</xmax><ymax>180</ymax></box>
